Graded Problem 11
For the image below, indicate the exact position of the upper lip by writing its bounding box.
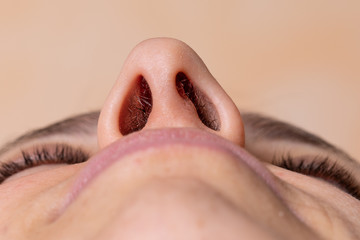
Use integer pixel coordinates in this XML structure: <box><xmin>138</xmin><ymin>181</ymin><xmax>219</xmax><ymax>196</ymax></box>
<box><xmin>57</xmin><ymin>128</ymin><xmax>279</xmax><ymax>219</ymax></box>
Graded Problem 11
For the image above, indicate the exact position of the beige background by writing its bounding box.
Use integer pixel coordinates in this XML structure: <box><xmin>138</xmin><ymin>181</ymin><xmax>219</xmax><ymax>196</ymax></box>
<box><xmin>1</xmin><ymin>1</ymin><xmax>359</xmax><ymax>159</ymax></box>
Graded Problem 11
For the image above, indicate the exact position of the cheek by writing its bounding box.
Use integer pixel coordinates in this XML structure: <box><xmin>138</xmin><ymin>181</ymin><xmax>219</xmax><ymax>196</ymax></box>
<box><xmin>0</xmin><ymin>164</ymin><xmax>83</xmax><ymax>237</ymax></box>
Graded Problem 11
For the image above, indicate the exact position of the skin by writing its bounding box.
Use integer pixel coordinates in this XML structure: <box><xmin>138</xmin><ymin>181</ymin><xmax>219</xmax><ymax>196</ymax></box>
<box><xmin>0</xmin><ymin>38</ymin><xmax>360</xmax><ymax>239</ymax></box>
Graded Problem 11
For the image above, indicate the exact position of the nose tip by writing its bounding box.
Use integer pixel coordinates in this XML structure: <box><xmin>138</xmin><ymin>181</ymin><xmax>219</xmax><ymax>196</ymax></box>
<box><xmin>98</xmin><ymin>38</ymin><xmax>244</xmax><ymax>148</ymax></box>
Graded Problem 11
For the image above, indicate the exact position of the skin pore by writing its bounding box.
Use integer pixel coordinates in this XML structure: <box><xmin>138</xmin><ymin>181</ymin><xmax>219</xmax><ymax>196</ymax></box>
<box><xmin>0</xmin><ymin>38</ymin><xmax>360</xmax><ymax>239</ymax></box>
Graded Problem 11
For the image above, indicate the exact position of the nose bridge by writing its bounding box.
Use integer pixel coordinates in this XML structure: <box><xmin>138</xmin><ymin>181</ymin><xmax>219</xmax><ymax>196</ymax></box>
<box><xmin>98</xmin><ymin>38</ymin><xmax>244</xmax><ymax>149</ymax></box>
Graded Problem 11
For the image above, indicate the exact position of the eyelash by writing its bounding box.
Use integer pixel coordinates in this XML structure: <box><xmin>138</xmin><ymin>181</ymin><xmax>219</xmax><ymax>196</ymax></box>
<box><xmin>0</xmin><ymin>144</ymin><xmax>89</xmax><ymax>183</ymax></box>
<box><xmin>277</xmin><ymin>155</ymin><xmax>360</xmax><ymax>200</ymax></box>
<box><xmin>1</xmin><ymin>145</ymin><xmax>359</xmax><ymax>202</ymax></box>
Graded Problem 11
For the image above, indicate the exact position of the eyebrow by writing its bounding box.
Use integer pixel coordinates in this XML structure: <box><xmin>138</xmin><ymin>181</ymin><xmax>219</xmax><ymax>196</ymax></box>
<box><xmin>0</xmin><ymin>111</ymin><xmax>100</xmax><ymax>157</ymax></box>
<box><xmin>242</xmin><ymin>112</ymin><xmax>356</xmax><ymax>162</ymax></box>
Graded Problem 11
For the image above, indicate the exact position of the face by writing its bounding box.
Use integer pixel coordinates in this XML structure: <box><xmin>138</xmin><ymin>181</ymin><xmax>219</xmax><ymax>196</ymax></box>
<box><xmin>1</xmin><ymin>38</ymin><xmax>359</xmax><ymax>240</ymax></box>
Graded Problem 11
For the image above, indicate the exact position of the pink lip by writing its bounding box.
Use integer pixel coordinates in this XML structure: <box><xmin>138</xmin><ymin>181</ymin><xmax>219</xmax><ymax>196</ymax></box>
<box><xmin>57</xmin><ymin>128</ymin><xmax>280</xmax><ymax>219</ymax></box>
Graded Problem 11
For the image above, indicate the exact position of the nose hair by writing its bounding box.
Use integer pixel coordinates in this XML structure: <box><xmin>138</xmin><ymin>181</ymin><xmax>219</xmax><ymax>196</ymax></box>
<box><xmin>98</xmin><ymin>38</ymin><xmax>244</xmax><ymax>148</ymax></box>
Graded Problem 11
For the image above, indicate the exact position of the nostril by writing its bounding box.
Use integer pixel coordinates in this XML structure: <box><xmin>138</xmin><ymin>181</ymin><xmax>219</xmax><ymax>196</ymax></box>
<box><xmin>119</xmin><ymin>76</ymin><xmax>153</xmax><ymax>135</ymax></box>
<box><xmin>175</xmin><ymin>72</ymin><xmax>220</xmax><ymax>131</ymax></box>
<box><xmin>118</xmin><ymin>73</ymin><xmax>220</xmax><ymax>135</ymax></box>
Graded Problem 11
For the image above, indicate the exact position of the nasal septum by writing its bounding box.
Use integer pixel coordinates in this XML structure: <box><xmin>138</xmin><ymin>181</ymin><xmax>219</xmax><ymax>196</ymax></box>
<box><xmin>119</xmin><ymin>72</ymin><xmax>221</xmax><ymax>135</ymax></box>
<box><xmin>97</xmin><ymin>38</ymin><xmax>244</xmax><ymax>149</ymax></box>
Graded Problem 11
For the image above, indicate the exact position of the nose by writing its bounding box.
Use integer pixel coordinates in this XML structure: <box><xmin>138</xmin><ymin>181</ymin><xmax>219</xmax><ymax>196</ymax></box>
<box><xmin>98</xmin><ymin>38</ymin><xmax>244</xmax><ymax>148</ymax></box>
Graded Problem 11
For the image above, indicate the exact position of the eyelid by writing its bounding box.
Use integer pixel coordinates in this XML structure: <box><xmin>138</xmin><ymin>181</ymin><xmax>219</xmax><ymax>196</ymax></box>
<box><xmin>0</xmin><ymin>144</ymin><xmax>90</xmax><ymax>184</ymax></box>
<box><xmin>3</xmin><ymin>164</ymin><xmax>67</xmax><ymax>183</ymax></box>
<box><xmin>273</xmin><ymin>154</ymin><xmax>360</xmax><ymax>200</ymax></box>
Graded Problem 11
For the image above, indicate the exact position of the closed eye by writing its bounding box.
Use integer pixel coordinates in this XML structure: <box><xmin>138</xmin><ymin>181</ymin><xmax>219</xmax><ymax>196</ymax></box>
<box><xmin>274</xmin><ymin>154</ymin><xmax>360</xmax><ymax>200</ymax></box>
<box><xmin>0</xmin><ymin>144</ymin><xmax>89</xmax><ymax>183</ymax></box>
